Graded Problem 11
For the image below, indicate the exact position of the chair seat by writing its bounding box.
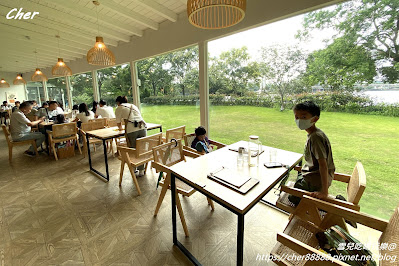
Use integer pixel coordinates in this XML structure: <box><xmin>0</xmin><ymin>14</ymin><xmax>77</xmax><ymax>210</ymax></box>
<box><xmin>271</xmin><ymin>216</ymin><xmax>321</xmax><ymax>266</ymax></box>
<box><xmin>10</xmin><ymin>139</ymin><xmax>36</xmax><ymax>146</ymax></box>
<box><xmin>159</xmin><ymin>178</ymin><xmax>195</xmax><ymax>196</ymax></box>
<box><xmin>126</xmin><ymin>152</ymin><xmax>153</xmax><ymax>166</ymax></box>
<box><xmin>276</xmin><ymin>181</ymin><xmax>297</xmax><ymax>213</ymax></box>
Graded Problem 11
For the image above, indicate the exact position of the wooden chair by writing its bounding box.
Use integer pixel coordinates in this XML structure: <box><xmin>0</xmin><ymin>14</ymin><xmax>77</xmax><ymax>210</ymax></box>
<box><xmin>271</xmin><ymin>195</ymin><xmax>399</xmax><ymax>266</ymax></box>
<box><xmin>107</xmin><ymin>118</ymin><xmax>117</xmax><ymax>127</ymax></box>
<box><xmin>152</xmin><ymin>140</ymin><xmax>215</xmax><ymax>237</ymax></box>
<box><xmin>2</xmin><ymin>124</ymin><xmax>39</xmax><ymax>162</ymax></box>
<box><xmin>117</xmin><ymin>132</ymin><xmax>163</xmax><ymax>195</ymax></box>
<box><xmin>48</xmin><ymin>122</ymin><xmax>82</xmax><ymax>161</ymax></box>
<box><xmin>164</xmin><ymin>125</ymin><xmax>185</xmax><ymax>143</ymax></box>
<box><xmin>276</xmin><ymin>162</ymin><xmax>367</xmax><ymax>214</ymax></box>
<box><xmin>183</xmin><ymin>132</ymin><xmax>226</xmax><ymax>155</ymax></box>
<box><xmin>80</xmin><ymin>121</ymin><xmax>106</xmax><ymax>157</ymax></box>
<box><xmin>89</xmin><ymin>117</ymin><xmax>107</xmax><ymax>127</ymax></box>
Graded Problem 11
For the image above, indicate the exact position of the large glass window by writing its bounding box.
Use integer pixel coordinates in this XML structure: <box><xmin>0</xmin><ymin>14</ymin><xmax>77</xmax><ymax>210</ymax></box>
<box><xmin>47</xmin><ymin>77</ymin><xmax>68</xmax><ymax>110</ymax></box>
<box><xmin>26</xmin><ymin>81</ymin><xmax>45</xmax><ymax>105</ymax></box>
<box><xmin>137</xmin><ymin>46</ymin><xmax>200</xmax><ymax>133</ymax></box>
<box><xmin>98</xmin><ymin>63</ymin><xmax>132</xmax><ymax>107</ymax></box>
<box><xmin>70</xmin><ymin>72</ymin><xmax>94</xmax><ymax>107</ymax></box>
<box><xmin>207</xmin><ymin>7</ymin><xmax>399</xmax><ymax>220</ymax></box>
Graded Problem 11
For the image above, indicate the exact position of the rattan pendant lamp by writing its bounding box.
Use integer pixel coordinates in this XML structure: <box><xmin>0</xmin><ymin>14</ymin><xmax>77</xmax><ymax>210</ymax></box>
<box><xmin>52</xmin><ymin>35</ymin><xmax>72</xmax><ymax>76</ymax></box>
<box><xmin>87</xmin><ymin>1</ymin><xmax>115</xmax><ymax>66</ymax></box>
<box><xmin>187</xmin><ymin>0</ymin><xmax>246</xmax><ymax>29</ymax></box>
<box><xmin>0</xmin><ymin>78</ymin><xmax>10</xmax><ymax>88</ymax></box>
<box><xmin>13</xmin><ymin>61</ymin><xmax>26</xmax><ymax>85</ymax></box>
<box><xmin>31</xmin><ymin>50</ymin><xmax>48</xmax><ymax>82</ymax></box>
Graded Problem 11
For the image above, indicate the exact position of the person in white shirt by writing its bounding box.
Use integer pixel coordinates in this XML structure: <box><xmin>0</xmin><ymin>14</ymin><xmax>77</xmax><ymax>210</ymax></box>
<box><xmin>1</xmin><ymin>101</ymin><xmax>11</xmax><ymax>124</ymax></box>
<box><xmin>10</xmin><ymin>101</ymin><xmax>45</xmax><ymax>157</ymax></box>
<box><xmin>37</xmin><ymin>101</ymin><xmax>63</xmax><ymax>119</ymax></box>
<box><xmin>115</xmin><ymin>96</ymin><xmax>147</xmax><ymax>176</ymax></box>
<box><xmin>74</xmin><ymin>103</ymin><xmax>95</xmax><ymax>124</ymax></box>
<box><xmin>96</xmin><ymin>99</ymin><xmax>115</xmax><ymax>118</ymax></box>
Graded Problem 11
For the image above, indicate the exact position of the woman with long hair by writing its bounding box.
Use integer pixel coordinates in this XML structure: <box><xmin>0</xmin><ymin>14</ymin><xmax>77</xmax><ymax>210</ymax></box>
<box><xmin>74</xmin><ymin>103</ymin><xmax>95</xmax><ymax>123</ymax></box>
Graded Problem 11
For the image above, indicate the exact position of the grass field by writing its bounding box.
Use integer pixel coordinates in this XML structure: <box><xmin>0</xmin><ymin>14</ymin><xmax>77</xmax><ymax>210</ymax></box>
<box><xmin>141</xmin><ymin>104</ymin><xmax>399</xmax><ymax>219</ymax></box>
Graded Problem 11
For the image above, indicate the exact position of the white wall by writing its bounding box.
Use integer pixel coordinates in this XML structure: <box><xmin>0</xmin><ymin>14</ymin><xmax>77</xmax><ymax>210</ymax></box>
<box><xmin>0</xmin><ymin>72</ymin><xmax>26</xmax><ymax>104</ymax></box>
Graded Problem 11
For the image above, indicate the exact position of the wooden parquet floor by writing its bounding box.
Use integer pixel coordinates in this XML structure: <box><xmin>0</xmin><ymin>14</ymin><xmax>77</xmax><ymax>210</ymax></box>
<box><xmin>0</xmin><ymin>135</ymin><xmax>379</xmax><ymax>266</ymax></box>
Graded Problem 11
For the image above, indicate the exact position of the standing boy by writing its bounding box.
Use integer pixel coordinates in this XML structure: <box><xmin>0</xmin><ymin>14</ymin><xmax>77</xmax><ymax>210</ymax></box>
<box><xmin>288</xmin><ymin>101</ymin><xmax>335</xmax><ymax>205</ymax></box>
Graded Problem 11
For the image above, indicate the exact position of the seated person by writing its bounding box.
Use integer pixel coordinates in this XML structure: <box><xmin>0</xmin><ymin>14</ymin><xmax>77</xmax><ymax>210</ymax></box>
<box><xmin>55</xmin><ymin>114</ymin><xmax>66</xmax><ymax>124</ymax></box>
<box><xmin>191</xmin><ymin>126</ymin><xmax>212</xmax><ymax>154</ymax></box>
<box><xmin>74</xmin><ymin>103</ymin><xmax>95</xmax><ymax>124</ymax></box>
<box><xmin>95</xmin><ymin>99</ymin><xmax>115</xmax><ymax>118</ymax></box>
<box><xmin>32</xmin><ymin>100</ymin><xmax>39</xmax><ymax>110</ymax></box>
<box><xmin>71</xmin><ymin>104</ymin><xmax>79</xmax><ymax>118</ymax></box>
<box><xmin>10</xmin><ymin>101</ymin><xmax>45</xmax><ymax>157</ymax></box>
<box><xmin>288</xmin><ymin>101</ymin><xmax>335</xmax><ymax>205</ymax></box>
<box><xmin>12</xmin><ymin>101</ymin><xmax>20</xmax><ymax>112</ymax></box>
<box><xmin>37</xmin><ymin>101</ymin><xmax>64</xmax><ymax>120</ymax></box>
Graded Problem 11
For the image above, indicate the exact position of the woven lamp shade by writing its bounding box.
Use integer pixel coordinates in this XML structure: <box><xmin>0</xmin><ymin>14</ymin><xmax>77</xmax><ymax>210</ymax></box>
<box><xmin>0</xmin><ymin>78</ymin><xmax>10</xmax><ymax>88</ymax></box>
<box><xmin>13</xmin><ymin>74</ymin><xmax>26</xmax><ymax>85</ymax></box>
<box><xmin>87</xmin><ymin>37</ymin><xmax>115</xmax><ymax>66</ymax></box>
<box><xmin>52</xmin><ymin>58</ymin><xmax>72</xmax><ymax>76</ymax></box>
<box><xmin>187</xmin><ymin>0</ymin><xmax>246</xmax><ymax>29</ymax></box>
<box><xmin>31</xmin><ymin>68</ymin><xmax>48</xmax><ymax>82</ymax></box>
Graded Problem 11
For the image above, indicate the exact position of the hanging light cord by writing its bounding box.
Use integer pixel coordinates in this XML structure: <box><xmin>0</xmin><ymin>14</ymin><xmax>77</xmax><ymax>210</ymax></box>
<box><xmin>95</xmin><ymin>4</ymin><xmax>100</xmax><ymax>36</ymax></box>
<box><xmin>57</xmin><ymin>33</ymin><xmax>61</xmax><ymax>58</ymax></box>
<box><xmin>34</xmin><ymin>49</ymin><xmax>39</xmax><ymax>68</ymax></box>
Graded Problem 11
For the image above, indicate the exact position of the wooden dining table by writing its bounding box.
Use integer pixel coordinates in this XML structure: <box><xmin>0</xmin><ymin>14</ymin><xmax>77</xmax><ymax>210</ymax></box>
<box><xmin>168</xmin><ymin>140</ymin><xmax>303</xmax><ymax>266</ymax></box>
<box><xmin>86</xmin><ymin>123</ymin><xmax>162</xmax><ymax>181</ymax></box>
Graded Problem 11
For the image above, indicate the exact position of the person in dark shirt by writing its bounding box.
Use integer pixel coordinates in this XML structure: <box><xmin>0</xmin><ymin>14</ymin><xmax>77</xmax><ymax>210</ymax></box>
<box><xmin>191</xmin><ymin>126</ymin><xmax>212</xmax><ymax>154</ymax></box>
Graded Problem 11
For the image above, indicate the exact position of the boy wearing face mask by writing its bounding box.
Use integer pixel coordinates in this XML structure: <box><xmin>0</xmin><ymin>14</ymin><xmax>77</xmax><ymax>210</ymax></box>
<box><xmin>288</xmin><ymin>101</ymin><xmax>335</xmax><ymax>205</ymax></box>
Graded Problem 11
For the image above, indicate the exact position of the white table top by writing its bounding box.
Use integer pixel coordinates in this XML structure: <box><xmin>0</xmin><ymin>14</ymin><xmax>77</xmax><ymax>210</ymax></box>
<box><xmin>170</xmin><ymin>140</ymin><xmax>303</xmax><ymax>214</ymax></box>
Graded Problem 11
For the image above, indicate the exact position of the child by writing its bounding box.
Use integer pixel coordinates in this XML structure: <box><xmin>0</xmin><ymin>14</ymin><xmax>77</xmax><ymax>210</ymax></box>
<box><xmin>288</xmin><ymin>101</ymin><xmax>335</xmax><ymax>205</ymax></box>
<box><xmin>55</xmin><ymin>114</ymin><xmax>66</xmax><ymax>124</ymax></box>
<box><xmin>191</xmin><ymin>126</ymin><xmax>212</xmax><ymax>154</ymax></box>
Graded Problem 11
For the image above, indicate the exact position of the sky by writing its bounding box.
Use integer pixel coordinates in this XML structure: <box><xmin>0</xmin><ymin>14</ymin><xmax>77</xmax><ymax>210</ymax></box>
<box><xmin>208</xmin><ymin>14</ymin><xmax>336</xmax><ymax>60</ymax></box>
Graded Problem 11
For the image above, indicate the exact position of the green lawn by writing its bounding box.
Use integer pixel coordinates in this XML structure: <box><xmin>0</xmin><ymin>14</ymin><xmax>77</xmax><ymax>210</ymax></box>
<box><xmin>141</xmin><ymin>104</ymin><xmax>399</xmax><ymax>219</ymax></box>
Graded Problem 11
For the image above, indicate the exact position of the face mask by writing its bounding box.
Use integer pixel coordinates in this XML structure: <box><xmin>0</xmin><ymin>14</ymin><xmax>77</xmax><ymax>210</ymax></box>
<box><xmin>295</xmin><ymin>117</ymin><xmax>315</xmax><ymax>130</ymax></box>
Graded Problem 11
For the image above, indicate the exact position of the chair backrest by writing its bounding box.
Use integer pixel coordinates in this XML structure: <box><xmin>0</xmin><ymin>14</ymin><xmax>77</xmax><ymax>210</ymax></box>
<box><xmin>183</xmin><ymin>133</ymin><xmax>196</xmax><ymax>148</ymax></box>
<box><xmin>379</xmin><ymin>205</ymin><xmax>399</xmax><ymax>264</ymax></box>
<box><xmin>135</xmin><ymin>132</ymin><xmax>163</xmax><ymax>158</ymax></box>
<box><xmin>89</xmin><ymin>118</ymin><xmax>107</xmax><ymax>127</ymax></box>
<box><xmin>80</xmin><ymin>122</ymin><xmax>91</xmax><ymax>133</ymax></box>
<box><xmin>1</xmin><ymin>124</ymin><xmax>12</xmax><ymax>144</ymax></box>
<box><xmin>165</xmin><ymin>125</ymin><xmax>185</xmax><ymax>142</ymax></box>
<box><xmin>52</xmin><ymin>122</ymin><xmax>78</xmax><ymax>138</ymax></box>
<box><xmin>107</xmin><ymin>118</ymin><xmax>117</xmax><ymax>127</ymax></box>
<box><xmin>152</xmin><ymin>139</ymin><xmax>185</xmax><ymax>167</ymax></box>
<box><xmin>347</xmin><ymin>162</ymin><xmax>366</xmax><ymax>205</ymax></box>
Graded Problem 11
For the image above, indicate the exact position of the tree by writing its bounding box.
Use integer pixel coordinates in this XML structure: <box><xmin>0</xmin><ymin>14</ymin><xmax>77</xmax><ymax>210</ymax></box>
<box><xmin>137</xmin><ymin>56</ymin><xmax>173</xmax><ymax>97</ymax></box>
<box><xmin>303</xmin><ymin>38</ymin><xmax>376</xmax><ymax>92</ymax></box>
<box><xmin>209</xmin><ymin>47</ymin><xmax>261</xmax><ymax>96</ymax></box>
<box><xmin>169</xmin><ymin>46</ymin><xmax>199</xmax><ymax>96</ymax></box>
<box><xmin>299</xmin><ymin>0</ymin><xmax>399</xmax><ymax>82</ymax></box>
<box><xmin>260</xmin><ymin>45</ymin><xmax>307</xmax><ymax>110</ymax></box>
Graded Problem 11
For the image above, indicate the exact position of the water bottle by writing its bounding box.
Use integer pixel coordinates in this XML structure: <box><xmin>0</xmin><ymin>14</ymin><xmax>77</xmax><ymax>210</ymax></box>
<box><xmin>248</xmin><ymin>135</ymin><xmax>261</xmax><ymax>167</ymax></box>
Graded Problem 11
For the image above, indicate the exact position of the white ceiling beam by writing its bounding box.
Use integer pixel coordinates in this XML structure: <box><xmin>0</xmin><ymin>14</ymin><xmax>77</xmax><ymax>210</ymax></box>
<box><xmin>0</xmin><ymin>23</ymin><xmax>92</xmax><ymax>52</ymax></box>
<box><xmin>0</xmin><ymin>40</ymin><xmax>84</xmax><ymax>59</ymax></box>
<box><xmin>1</xmin><ymin>0</ymin><xmax>127</xmax><ymax>44</ymax></box>
<box><xmin>0</xmin><ymin>31</ymin><xmax>88</xmax><ymax>55</ymax></box>
<box><xmin>134</xmin><ymin>0</ymin><xmax>178</xmax><ymax>22</ymax></box>
<box><xmin>41</xmin><ymin>0</ymin><xmax>142</xmax><ymax>37</ymax></box>
<box><xmin>101</xmin><ymin>0</ymin><xmax>158</xmax><ymax>30</ymax></box>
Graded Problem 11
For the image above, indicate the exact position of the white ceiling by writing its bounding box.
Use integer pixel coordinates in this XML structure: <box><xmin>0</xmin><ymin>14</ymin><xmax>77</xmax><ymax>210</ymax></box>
<box><xmin>0</xmin><ymin>0</ymin><xmax>187</xmax><ymax>73</ymax></box>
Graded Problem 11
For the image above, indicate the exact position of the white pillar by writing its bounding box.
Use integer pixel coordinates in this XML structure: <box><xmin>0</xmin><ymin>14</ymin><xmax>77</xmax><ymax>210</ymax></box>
<box><xmin>65</xmin><ymin>76</ymin><xmax>73</xmax><ymax>109</ymax></box>
<box><xmin>199</xmin><ymin>41</ymin><xmax>210</xmax><ymax>136</ymax></box>
<box><xmin>130</xmin><ymin>61</ymin><xmax>141</xmax><ymax>109</ymax></box>
<box><xmin>36</xmin><ymin>85</ymin><xmax>42</xmax><ymax>105</ymax></box>
<box><xmin>42</xmin><ymin>80</ymin><xmax>49</xmax><ymax>101</ymax></box>
<box><xmin>92</xmin><ymin>70</ymin><xmax>99</xmax><ymax>102</ymax></box>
